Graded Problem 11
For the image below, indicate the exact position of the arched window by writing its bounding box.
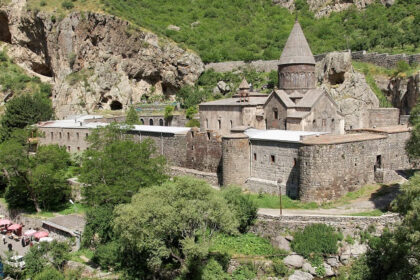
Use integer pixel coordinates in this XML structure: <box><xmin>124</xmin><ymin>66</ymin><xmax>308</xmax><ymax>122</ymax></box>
<box><xmin>140</xmin><ymin>118</ymin><xmax>144</xmax><ymax>125</ymax></box>
<box><xmin>149</xmin><ymin>119</ymin><xmax>154</xmax><ymax>126</ymax></box>
<box><xmin>159</xmin><ymin>119</ymin><xmax>164</xmax><ymax>126</ymax></box>
<box><xmin>273</xmin><ymin>108</ymin><xmax>278</xmax><ymax>119</ymax></box>
<box><xmin>230</xmin><ymin>120</ymin><xmax>233</xmax><ymax>128</ymax></box>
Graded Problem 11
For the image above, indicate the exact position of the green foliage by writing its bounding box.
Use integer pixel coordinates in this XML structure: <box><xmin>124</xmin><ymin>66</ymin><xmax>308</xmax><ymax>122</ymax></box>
<box><xmin>221</xmin><ymin>186</ymin><xmax>257</xmax><ymax>233</ymax></box>
<box><xmin>0</xmin><ymin>141</ymin><xmax>72</xmax><ymax>211</ymax></box>
<box><xmin>201</xmin><ymin>258</ymin><xmax>230</xmax><ymax>280</ymax></box>
<box><xmin>92</xmin><ymin>241</ymin><xmax>122</xmax><ymax>270</ymax></box>
<box><xmin>61</xmin><ymin>0</ymin><xmax>74</xmax><ymax>9</ymax></box>
<box><xmin>248</xmin><ymin>193</ymin><xmax>319</xmax><ymax>209</ymax></box>
<box><xmin>346</xmin><ymin>173</ymin><xmax>420</xmax><ymax>280</ymax></box>
<box><xmin>113</xmin><ymin>177</ymin><xmax>238</xmax><ymax>276</ymax></box>
<box><xmin>271</xmin><ymin>258</ymin><xmax>289</xmax><ymax>277</ymax></box>
<box><xmin>210</xmin><ymin>233</ymin><xmax>283</xmax><ymax>257</ymax></box>
<box><xmin>176</xmin><ymin>86</ymin><xmax>209</xmax><ymax>108</ymax></box>
<box><xmin>80</xmin><ymin>124</ymin><xmax>167</xmax><ymax>206</ymax></box>
<box><xmin>291</xmin><ymin>224</ymin><xmax>339</xmax><ymax>258</ymax></box>
<box><xmin>186</xmin><ymin>119</ymin><xmax>200</xmax><ymax>128</ymax></box>
<box><xmin>345</xmin><ymin>235</ymin><xmax>355</xmax><ymax>245</ymax></box>
<box><xmin>185</xmin><ymin>106</ymin><xmax>198</xmax><ymax>120</ymax></box>
<box><xmin>231</xmin><ymin>264</ymin><xmax>257</xmax><ymax>280</ymax></box>
<box><xmin>34</xmin><ymin>266</ymin><xmax>65</xmax><ymax>280</ymax></box>
<box><xmin>25</xmin><ymin>241</ymin><xmax>70</xmax><ymax>278</ymax></box>
<box><xmin>82</xmin><ymin>205</ymin><xmax>115</xmax><ymax>247</ymax></box>
<box><xmin>101</xmin><ymin>0</ymin><xmax>419</xmax><ymax>63</ymax></box>
<box><xmin>164</xmin><ymin>105</ymin><xmax>174</xmax><ymax>120</ymax></box>
<box><xmin>310</xmin><ymin>255</ymin><xmax>326</xmax><ymax>277</ymax></box>
<box><xmin>396</xmin><ymin>60</ymin><xmax>411</xmax><ymax>74</ymax></box>
<box><xmin>406</xmin><ymin>97</ymin><xmax>420</xmax><ymax>158</ymax></box>
<box><xmin>125</xmin><ymin>106</ymin><xmax>140</xmax><ymax>125</ymax></box>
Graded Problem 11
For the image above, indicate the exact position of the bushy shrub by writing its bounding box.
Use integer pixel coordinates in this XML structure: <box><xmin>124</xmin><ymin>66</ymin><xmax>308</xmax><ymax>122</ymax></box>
<box><xmin>61</xmin><ymin>1</ymin><xmax>74</xmax><ymax>9</ymax></box>
<box><xmin>201</xmin><ymin>258</ymin><xmax>230</xmax><ymax>280</ymax></box>
<box><xmin>231</xmin><ymin>264</ymin><xmax>257</xmax><ymax>280</ymax></box>
<box><xmin>186</xmin><ymin>119</ymin><xmax>200</xmax><ymax>127</ymax></box>
<box><xmin>221</xmin><ymin>186</ymin><xmax>258</xmax><ymax>233</ymax></box>
<box><xmin>291</xmin><ymin>224</ymin><xmax>339</xmax><ymax>258</ymax></box>
<box><xmin>272</xmin><ymin>258</ymin><xmax>289</xmax><ymax>277</ymax></box>
<box><xmin>92</xmin><ymin>241</ymin><xmax>121</xmax><ymax>270</ymax></box>
<box><xmin>33</xmin><ymin>266</ymin><xmax>65</xmax><ymax>280</ymax></box>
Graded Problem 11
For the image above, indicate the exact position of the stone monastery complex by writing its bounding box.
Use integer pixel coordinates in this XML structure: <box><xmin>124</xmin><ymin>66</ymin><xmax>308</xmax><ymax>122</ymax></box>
<box><xmin>37</xmin><ymin>21</ymin><xmax>415</xmax><ymax>202</ymax></box>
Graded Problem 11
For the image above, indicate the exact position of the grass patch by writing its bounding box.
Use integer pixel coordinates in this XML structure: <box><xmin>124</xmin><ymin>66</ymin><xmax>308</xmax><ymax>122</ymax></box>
<box><xmin>210</xmin><ymin>233</ymin><xmax>284</xmax><ymax>257</ymax></box>
<box><xmin>70</xmin><ymin>248</ymin><xmax>95</xmax><ymax>263</ymax></box>
<box><xmin>25</xmin><ymin>202</ymin><xmax>87</xmax><ymax>218</ymax></box>
<box><xmin>349</xmin><ymin>209</ymin><xmax>384</xmax><ymax>216</ymax></box>
<box><xmin>248</xmin><ymin>193</ymin><xmax>318</xmax><ymax>209</ymax></box>
<box><xmin>322</xmin><ymin>184</ymin><xmax>381</xmax><ymax>208</ymax></box>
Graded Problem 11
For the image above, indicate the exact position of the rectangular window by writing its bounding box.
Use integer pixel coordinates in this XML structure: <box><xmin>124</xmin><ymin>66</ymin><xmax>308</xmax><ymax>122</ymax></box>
<box><xmin>218</xmin><ymin>119</ymin><xmax>221</xmax><ymax>129</ymax></box>
<box><xmin>51</xmin><ymin>132</ymin><xmax>54</xmax><ymax>140</ymax></box>
<box><xmin>270</xmin><ymin>155</ymin><xmax>276</xmax><ymax>163</ymax></box>
<box><xmin>273</xmin><ymin>108</ymin><xmax>278</xmax><ymax>119</ymax></box>
<box><xmin>59</xmin><ymin>132</ymin><xmax>62</xmax><ymax>139</ymax></box>
<box><xmin>85</xmin><ymin>133</ymin><xmax>89</xmax><ymax>139</ymax></box>
<box><xmin>67</xmin><ymin>132</ymin><xmax>70</xmax><ymax>140</ymax></box>
<box><xmin>253</xmin><ymin>153</ymin><xmax>257</xmax><ymax>161</ymax></box>
<box><xmin>76</xmin><ymin>132</ymin><xmax>79</xmax><ymax>140</ymax></box>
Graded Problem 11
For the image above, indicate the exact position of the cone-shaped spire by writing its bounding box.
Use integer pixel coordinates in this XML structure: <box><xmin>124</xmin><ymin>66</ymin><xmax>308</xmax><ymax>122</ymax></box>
<box><xmin>239</xmin><ymin>78</ymin><xmax>250</xmax><ymax>89</ymax></box>
<box><xmin>279</xmin><ymin>21</ymin><xmax>315</xmax><ymax>65</ymax></box>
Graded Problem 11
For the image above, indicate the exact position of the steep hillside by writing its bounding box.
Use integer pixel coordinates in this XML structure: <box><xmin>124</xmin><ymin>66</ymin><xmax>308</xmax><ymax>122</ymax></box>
<box><xmin>1</xmin><ymin>0</ymin><xmax>204</xmax><ymax>118</ymax></box>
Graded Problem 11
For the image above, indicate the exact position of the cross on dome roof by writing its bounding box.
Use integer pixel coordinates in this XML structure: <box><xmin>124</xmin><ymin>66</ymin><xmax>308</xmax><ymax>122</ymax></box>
<box><xmin>279</xmin><ymin>21</ymin><xmax>316</xmax><ymax>65</ymax></box>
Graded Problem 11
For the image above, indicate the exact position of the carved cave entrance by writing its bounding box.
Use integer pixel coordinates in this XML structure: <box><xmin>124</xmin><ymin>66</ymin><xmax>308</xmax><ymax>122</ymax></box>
<box><xmin>0</xmin><ymin>12</ymin><xmax>12</xmax><ymax>43</ymax></box>
<box><xmin>110</xmin><ymin>100</ymin><xmax>123</xmax><ymax>110</ymax></box>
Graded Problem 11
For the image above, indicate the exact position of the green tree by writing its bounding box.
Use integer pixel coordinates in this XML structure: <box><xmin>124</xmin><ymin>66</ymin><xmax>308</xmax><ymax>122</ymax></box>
<box><xmin>34</xmin><ymin>267</ymin><xmax>65</xmax><ymax>280</ymax></box>
<box><xmin>125</xmin><ymin>106</ymin><xmax>140</xmax><ymax>125</ymax></box>
<box><xmin>1</xmin><ymin>93</ymin><xmax>53</xmax><ymax>135</ymax></box>
<box><xmin>113</xmin><ymin>177</ymin><xmax>238</xmax><ymax>276</ymax></box>
<box><xmin>0</xmin><ymin>141</ymin><xmax>71</xmax><ymax>212</ymax></box>
<box><xmin>221</xmin><ymin>187</ymin><xmax>257</xmax><ymax>233</ymax></box>
<box><xmin>347</xmin><ymin>173</ymin><xmax>420</xmax><ymax>280</ymax></box>
<box><xmin>80</xmin><ymin>124</ymin><xmax>167</xmax><ymax>206</ymax></box>
<box><xmin>82</xmin><ymin>205</ymin><xmax>115</xmax><ymax>247</ymax></box>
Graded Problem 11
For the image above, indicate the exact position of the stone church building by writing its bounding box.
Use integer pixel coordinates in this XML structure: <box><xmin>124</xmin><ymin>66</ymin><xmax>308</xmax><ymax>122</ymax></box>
<box><xmin>199</xmin><ymin>20</ymin><xmax>346</xmax><ymax>135</ymax></box>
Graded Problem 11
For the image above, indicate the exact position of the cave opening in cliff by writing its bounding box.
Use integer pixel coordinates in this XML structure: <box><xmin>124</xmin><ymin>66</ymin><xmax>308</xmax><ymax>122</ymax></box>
<box><xmin>329</xmin><ymin>72</ymin><xmax>345</xmax><ymax>85</ymax></box>
<box><xmin>110</xmin><ymin>100</ymin><xmax>123</xmax><ymax>110</ymax></box>
<box><xmin>31</xmin><ymin>62</ymin><xmax>53</xmax><ymax>77</ymax></box>
<box><xmin>0</xmin><ymin>12</ymin><xmax>12</xmax><ymax>43</ymax></box>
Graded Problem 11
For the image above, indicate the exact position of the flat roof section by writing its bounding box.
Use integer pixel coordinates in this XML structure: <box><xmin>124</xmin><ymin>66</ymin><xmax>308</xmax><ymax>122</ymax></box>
<box><xmin>200</xmin><ymin>96</ymin><xmax>268</xmax><ymax>107</ymax></box>
<box><xmin>350</xmin><ymin>125</ymin><xmax>411</xmax><ymax>134</ymax></box>
<box><xmin>302</xmin><ymin>133</ymin><xmax>387</xmax><ymax>145</ymax></box>
<box><xmin>245</xmin><ymin>128</ymin><xmax>325</xmax><ymax>143</ymax></box>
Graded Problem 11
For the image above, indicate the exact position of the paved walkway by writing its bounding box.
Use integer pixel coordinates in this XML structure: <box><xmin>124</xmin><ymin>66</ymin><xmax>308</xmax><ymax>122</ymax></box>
<box><xmin>0</xmin><ymin>234</ymin><xmax>30</xmax><ymax>258</ymax></box>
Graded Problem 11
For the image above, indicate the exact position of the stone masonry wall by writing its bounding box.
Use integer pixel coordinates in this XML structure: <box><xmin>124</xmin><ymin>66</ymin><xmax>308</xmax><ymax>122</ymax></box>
<box><xmin>249</xmin><ymin>140</ymin><xmax>300</xmax><ymax>198</ymax></box>
<box><xmin>222</xmin><ymin>135</ymin><xmax>251</xmax><ymax>186</ymax></box>
<box><xmin>299</xmin><ymin>131</ymin><xmax>412</xmax><ymax>202</ymax></box>
<box><xmin>205</xmin><ymin>51</ymin><xmax>420</xmax><ymax>73</ymax></box>
<box><xmin>38</xmin><ymin>127</ymin><xmax>91</xmax><ymax>153</ymax></box>
<box><xmin>252</xmin><ymin>213</ymin><xmax>401</xmax><ymax>239</ymax></box>
<box><xmin>368</xmin><ymin>108</ymin><xmax>400</xmax><ymax>128</ymax></box>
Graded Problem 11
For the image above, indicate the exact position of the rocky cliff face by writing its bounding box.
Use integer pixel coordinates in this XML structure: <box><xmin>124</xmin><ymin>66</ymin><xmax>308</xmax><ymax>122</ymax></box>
<box><xmin>316</xmin><ymin>51</ymin><xmax>379</xmax><ymax>129</ymax></box>
<box><xmin>375</xmin><ymin>72</ymin><xmax>419</xmax><ymax>116</ymax></box>
<box><xmin>1</xmin><ymin>0</ymin><xmax>204</xmax><ymax>118</ymax></box>
<box><xmin>273</xmin><ymin>0</ymin><xmax>394</xmax><ymax>18</ymax></box>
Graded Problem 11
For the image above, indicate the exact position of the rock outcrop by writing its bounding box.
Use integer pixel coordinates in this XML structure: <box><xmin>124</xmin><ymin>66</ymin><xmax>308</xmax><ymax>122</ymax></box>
<box><xmin>375</xmin><ymin>71</ymin><xmax>419</xmax><ymax>115</ymax></box>
<box><xmin>273</xmin><ymin>0</ymin><xmax>394</xmax><ymax>18</ymax></box>
<box><xmin>316</xmin><ymin>51</ymin><xmax>379</xmax><ymax>130</ymax></box>
<box><xmin>2</xmin><ymin>0</ymin><xmax>204</xmax><ymax>118</ymax></box>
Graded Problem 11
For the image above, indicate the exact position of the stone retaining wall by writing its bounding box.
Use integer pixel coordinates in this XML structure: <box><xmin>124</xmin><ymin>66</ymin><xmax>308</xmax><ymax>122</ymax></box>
<box><xmin>169</xmin><ymin>166</ymin><xmax>220</xmax><ymax>186</ymax></box>
<box><xmin>252</xmin><ymin>213</ymin><xmax>401</xmax><ymax>238</ymax></box>
<box><xmin>205</xmin><ymin>51</ymin><xmax>420</xmax><ymax>73</ymax></box>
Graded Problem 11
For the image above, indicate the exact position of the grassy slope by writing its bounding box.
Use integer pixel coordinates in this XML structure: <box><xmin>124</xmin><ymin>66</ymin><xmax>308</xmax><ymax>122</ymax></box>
<box><xmin>352</xmin><ymin>61</ymin><xmax>420</xmax><ymax>107</ymax></box>
<box><xmin>26</xmin><ymin>0</ymin><xmax>419</xmax><ymax>63</ymax></box>
<box><xmin>0</xmin><ymin>49</ymin><xmax>51</xmax><ymax>115</ymax></box>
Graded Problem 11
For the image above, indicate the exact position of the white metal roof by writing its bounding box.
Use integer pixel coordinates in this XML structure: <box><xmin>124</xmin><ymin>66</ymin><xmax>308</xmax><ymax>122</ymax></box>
<box><xmin>245</xmin><ymin>128</ymin><xmax>326</xmax><ymax>143</ymax></box>
<box><xmin>38</xmin><ymin>119</ymin><xmax>191</xmax><ymax>135</ymax></box>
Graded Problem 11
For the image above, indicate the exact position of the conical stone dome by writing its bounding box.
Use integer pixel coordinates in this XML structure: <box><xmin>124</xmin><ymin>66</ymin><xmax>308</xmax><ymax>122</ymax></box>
<box><xmin>279</xmin><ymin>21</ymin><xmax>315</xmax><ymax>65</ymax></box>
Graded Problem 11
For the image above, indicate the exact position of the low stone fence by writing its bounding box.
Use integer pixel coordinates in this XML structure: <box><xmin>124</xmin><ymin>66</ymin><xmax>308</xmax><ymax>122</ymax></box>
<box><xmin>251</xmin><ymin>213</ymin><xmax>401</xmax><ymax>238</ymax></box>
<box><xmin>169</xmin><ymin>166</ymin><xmax>221</xmax><ymax>186</ymax></box>
<box><xmin>205</xmin><ymin>51</ymin><xmax>420</xmax><ymax>73</ymax></box>
<box><xmin>0</xmin><ymin>203</ymin><xmax>43</xmax><ymax>230</ymax></box>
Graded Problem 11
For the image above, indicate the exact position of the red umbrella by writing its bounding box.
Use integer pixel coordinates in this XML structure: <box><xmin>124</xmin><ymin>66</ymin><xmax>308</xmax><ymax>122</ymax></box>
<box><xmin>33</xmin><ymin>231</ymin><xmax>49</xmax><ymax>239</ymax></box>
<box><xmin>0</xmin><ymin>219</ymin><xmax>12</xmax><ymax>226</ymax></box>
<box><xmin>8</xmin><ymin>224</ymin><xmax>22</xmax><ymax>231</ymax></box>
<box><xmin>24</xmin><ymin>230</ymin><xmax>36</xmax><ymax>237</ymax></box>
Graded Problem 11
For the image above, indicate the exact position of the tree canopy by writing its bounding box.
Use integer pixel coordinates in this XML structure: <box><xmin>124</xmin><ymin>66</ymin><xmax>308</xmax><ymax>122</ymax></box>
<box><xmin>113</xmin><ymin>177</ymin><xmax>238</xmax><ymax>276</ymax></box>
<box><xmin>0</xmin><ymin>141</ymin><xmax>71</xmax><ymax>212</ymax></box>
<box><xmin>79</xmin><ymin>124</ymin><xmax>167</xmax><ymax>206</ymax></box>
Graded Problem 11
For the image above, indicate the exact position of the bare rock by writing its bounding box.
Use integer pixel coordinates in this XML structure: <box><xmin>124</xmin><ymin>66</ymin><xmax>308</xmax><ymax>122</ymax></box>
<box><xmin>2</xmin><ymin>5</ymin><xmax>204</xmax><ymax>118</ymax></box>
<box><xmin>323</xmin><ymin>263</ymin><xmax>335</xmax><ymax>277</ymax></box>
<box><xmin>385</xmin><ymin>71</ymin><xmax>419</xmax><ymax>115</ymax></box>
<box><xmin>271</xmin><ymin>235</ymin><xmax>291</xmax><ymax>252</ymax></box>
<box><xmin>190</xmin><ymin>21</ymin><xmax>200</xmax><ymax>28</ymax></box>
<box><xmin>326</xmin><ymin>256</ymin><xmax>340</xmax><ymax>267</ymax></box>
<box><xmin>288</xmin><ymin>270</ymin><xmax>314</xmax><ymax>280</ymax></box>
<box><xmin>285</xmin><ymin>235</ymin><xmax>294</xmax><ymax>242</ymax></box>
<box><xmin>284</xmin><ymin>254</ymin><xmax>304</xmax><ymax>268</ymax></box>
<box><xmin>302</xmin><ymin>262</ymin><xmax>316</xmax><ymax>275</ymax></box>
<box><xmin>317</xmin><ymin>51</ymin><xmax>379</xmax><ymax>130</ymax></box>
<box><xmin>167</xmin><ymin>24</ymin><xmax>181</xmax><ymax>32</ymax></box>
<box><xmin>217</xmin><ymin>81</ymin><xmax>231</xmax><ymax>94</ymax></box>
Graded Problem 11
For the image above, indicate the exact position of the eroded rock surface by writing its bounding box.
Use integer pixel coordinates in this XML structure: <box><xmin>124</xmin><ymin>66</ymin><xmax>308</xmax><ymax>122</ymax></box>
<box><xmin>316</xmin><ymin>51</ymin><xmax>379</xmax><ymax>130</ymax></box>
<box><xmin>2</xmin><ymin>0</ymin><xmax>204</xmax><ymax>118</ymax></box>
